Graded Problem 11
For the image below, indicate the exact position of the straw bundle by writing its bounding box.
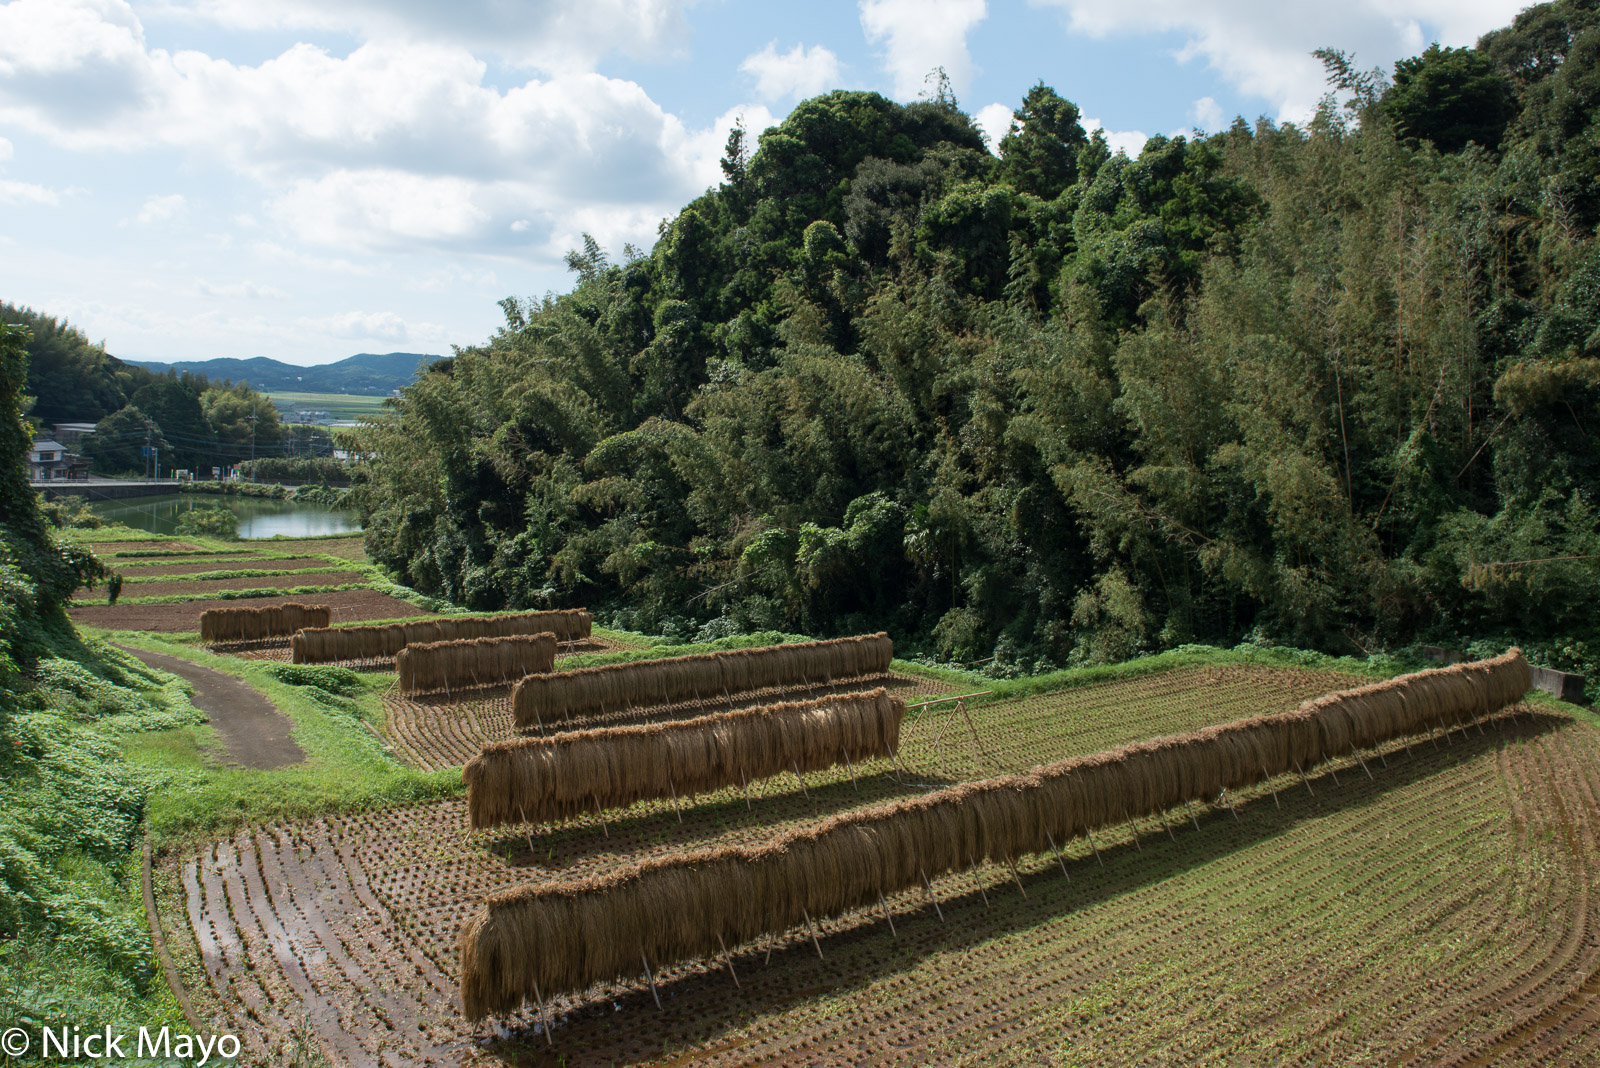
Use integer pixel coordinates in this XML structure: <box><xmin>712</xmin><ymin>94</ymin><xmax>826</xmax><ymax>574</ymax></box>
<box><xmin>464</xmin><ymin>688</ymin><xmax>904</xmax><ymax>828</ymax></box>
<box><xmin>395</xmin><ymin>633</ymin><xmax>557</xmax><ymax>695</ymax></box>
<box><xmin>291</xmin><ymin>609</ymin><xmax>591</xmax><ymax>664</ymax></box>
<box><xmin>459</xmin><ymin>649</ymin><xmax>1530</xmax><ymax>1018</ymax></box>
<box><xmin>199</xmin><ymin>602</ymin><xmax>331</xmax><ymax>643</ymax></box>
<box><xmin>510</xmin><ymin>633</ymin><xmax>893</xmax><ymax>728</ymax></box>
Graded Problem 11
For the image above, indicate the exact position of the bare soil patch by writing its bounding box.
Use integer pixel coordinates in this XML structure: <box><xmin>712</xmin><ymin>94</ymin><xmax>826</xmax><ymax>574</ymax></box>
<box><xmin>71</xmin><ymin>588</ymin><xmax>430</xmax><ymax>632</ymax></box>
<box><xmin>252</xmin><ymin>535</ymin><xmax>369</xmax><ymax>561</ymax></box>
<box><xmin>87</xmin><ymin>540</ymin><xmax>204</xmax><ymax>553</ymax></box>
<box><xmin>113</xmin><ymin>556</ymin><xmax>337</xmax><ymax>577</ymax></box>
<box><xmin>90</xmin><ymin>570</ymin><xmax>366</xmax><ymax>600</ymax></box>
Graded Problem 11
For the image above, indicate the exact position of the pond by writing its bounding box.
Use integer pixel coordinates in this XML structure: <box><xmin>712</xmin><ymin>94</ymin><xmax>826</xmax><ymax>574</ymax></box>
<box><xmin>88</xmin><ymin>494</ymin><xmax>362</xmax><ymax>539</ymax></box>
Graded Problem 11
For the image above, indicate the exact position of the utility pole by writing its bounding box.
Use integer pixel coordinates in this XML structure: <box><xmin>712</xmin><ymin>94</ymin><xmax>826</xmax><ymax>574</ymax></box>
<box><xmin>249</xmin><ymin>404</ymin><xmax>259</xmax><ymax>467</ymax></box>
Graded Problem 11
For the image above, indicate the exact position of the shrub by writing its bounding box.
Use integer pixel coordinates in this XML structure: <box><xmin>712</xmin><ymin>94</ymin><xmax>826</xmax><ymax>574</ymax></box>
<box><xmin>174</xmin><ymin>505</ymin><xmax>238</xmax><ymax>539</ymax></box>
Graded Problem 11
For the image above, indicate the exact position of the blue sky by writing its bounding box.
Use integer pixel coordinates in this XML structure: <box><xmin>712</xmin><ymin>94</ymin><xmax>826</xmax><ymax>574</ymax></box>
<box><xmin>0</xmin><ymin>0</ymin><xmax>1531</xmax><ymax>366</ymax></box>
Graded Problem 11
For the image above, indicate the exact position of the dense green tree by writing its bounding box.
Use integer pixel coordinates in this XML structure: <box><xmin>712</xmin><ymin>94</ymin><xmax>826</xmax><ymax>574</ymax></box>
<box><xmin>129</xmin><ymin>374</ymin><xmax>210</xmax><ymax>471</ymax></box>
<box><xmin>0</xmin><ymin>304</ymin><xmax>151</xmax><ymax>425</ymax></box>
<box><xmin>1380</xmin><ymin>44</ymin><xmax>1518</xmax><ymax>152</ymax></box>
<box><xmin>82</xmin><ymin>406</ymin><xmax>170</xmax><ymax>476</ymax></box>
<box><xmin>997</xmin><ymin>83</ymin><xmax>1089</xmax><ymax>200</ymax></box>
<box><xmin>351</xmin><ymin>11</ymin><xmax>1600</xmax><ymax>691</ymax></box>
<box><xmin>201</xmin><ymin>383</ymin><xmax>284</xmax><ymax>462</ymax></box>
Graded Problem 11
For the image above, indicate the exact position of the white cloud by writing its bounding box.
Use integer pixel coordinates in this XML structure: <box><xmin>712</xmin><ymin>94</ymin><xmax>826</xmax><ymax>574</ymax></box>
<box><xmin>1082</xmin><ymin>117</ymin><xmax>1150</xmax><ymax>158</ymax></box>
<box><xmin>739</xmin><ymin>42</ymin><xmax>841</xmax><ymax>102</ymax></box>
<box><xmin>195</xmin><ymin>278</ymin><xmax>289</xmax><ymax>299</ymax></box>
<box><xmin>1032</xmin><ymin>0</ymin><xmax>1527</xmax><ymax>122</ymax></box>
<box><xmin>135</xmin><ymin>192</ymin><xmax>186</xmax><ymax>224</ymax></box>
<box><xmin>326</xmin><ymin>309</ymin><xmax>411</xmax><ymax>342</ymax></box>
<box><xmin>146</xmin><ymin>0</ymin><xmax>692</xmax><ymax>73</ymax></box>
<box><xmin>0</xmin><ymin>137</ymin><xmax>12</xmax><ymax>161</ymax></box>
<box><xmin>975</xmin><ymin>101</ymin><xmax>1012</xmax><ymax>152</ymax></box>
<box><xmin>250</xmin><ymin>241</ymin><xmax>377</xmax><ymax>276</ymax></box>
<box><xmin>1190</xmin><ymin>95</ymin><xmax>1224</xmax><ymax>131</ymax></box>
<box><xmin>269</xmin><ymin>170</ymin><xmax>494</xmax><ymax>249</ymax></box>
<box><xmin>0</xmin><ymin>178</ymin><xmax>62</xmax><ymax>205</ymax></box>
<box><xmin>859</xmin><ymin>0</ymin><xmax>987</xmax><ymax>101</ymax></box>
<box><xmin>0</xmin><ymin>1</ymin><xmax>765</xmax><ymax>258</ymax></box>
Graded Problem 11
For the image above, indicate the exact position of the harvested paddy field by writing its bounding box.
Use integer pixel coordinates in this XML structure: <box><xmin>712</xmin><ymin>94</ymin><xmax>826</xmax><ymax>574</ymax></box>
<box><xmin>69</xmin><ymin>587</ymin><xmax>428</xmax><ymax>631</ymax></box>
<box><xmin>113</xmin><ymin>555</ymin><xmax>339</xmax><ymax>576</ymax></box>
<box><xmin>88</xmin><ymin>539</ymin><xmax>205</xmax><ymax>553</ymax></box>
<box><xmin>153</xmin><ymin>663</ymin><xmax>1600</xmax><ymax>1068</ymax></box>
<box><xmin>68</xmin><ymin>533</ymin><xmax>430</xmax><ymax>631</ymax></box>
<box><xmin>83</xmin><ymin>569</ymin><xmax>367</xmax><ymax>600</ymax></box>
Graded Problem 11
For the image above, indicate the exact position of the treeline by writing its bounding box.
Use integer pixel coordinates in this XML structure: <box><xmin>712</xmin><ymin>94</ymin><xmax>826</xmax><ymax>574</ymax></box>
<box><xmin>1</xmin><ymin>303</ymin><xmax>340</xmax><ymax>477</ymax></box>
<box><xmin>355</xmin><ymin>1</ymin><xmax>1600</xmax><ymax>678</ymax></box>
<box><xmin>236</xmin><ymin>456</ymin><xmax>352</xmax><ymax>484</ymax></box>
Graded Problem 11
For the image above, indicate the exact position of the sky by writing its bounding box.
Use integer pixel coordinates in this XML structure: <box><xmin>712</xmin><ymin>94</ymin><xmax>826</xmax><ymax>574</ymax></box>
<box><xmin>0</xmin><ymin>0</ymin><xmax>1534</xmax><ymax>367</ymax></box>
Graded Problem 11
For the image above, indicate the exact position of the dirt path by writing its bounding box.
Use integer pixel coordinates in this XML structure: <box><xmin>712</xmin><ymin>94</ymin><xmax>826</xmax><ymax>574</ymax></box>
<box><xmin>118</xmin><ymin>644</ymin><xmax>305</xmax><ymax>769</ymax></box>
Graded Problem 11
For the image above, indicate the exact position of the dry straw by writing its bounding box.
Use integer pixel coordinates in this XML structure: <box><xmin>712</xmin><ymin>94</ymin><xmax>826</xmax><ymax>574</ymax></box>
<box><xmin>459</xmin><ymin>649</ymin><xmax>1531</xmax><ymax>1018</ymax></box>
<box><xmin>291</xmin><ymin>609</ymin><xmax>591</xmax><ymax>665</ymax></box>
<box><xmin>199</xmin><ymin>602</ymin><xmax>331</xmax><ymax>644</ymax></box>
<box><xmin>464</xmin><ymin>688</ymin><xmax>904</xmax><ymax>829</ymax></box>
<box><xmin>396</xmin><ymin>632</ymin><xmax>558</xmax><ymax>695</ymax></box>
<box><xmin>509</xmin><ymin>633</ymin><xmax>893</xmax><ymax>729</ymax></box>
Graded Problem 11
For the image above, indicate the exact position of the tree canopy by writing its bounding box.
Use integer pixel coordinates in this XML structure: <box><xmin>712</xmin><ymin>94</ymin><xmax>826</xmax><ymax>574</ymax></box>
<box><xmin>338</xmin><ymin>2</ymin><xmax>1599</xmax><ymax>685</ymax></box>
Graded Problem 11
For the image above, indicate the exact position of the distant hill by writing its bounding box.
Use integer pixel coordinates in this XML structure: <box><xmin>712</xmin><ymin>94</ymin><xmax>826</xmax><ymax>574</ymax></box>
<box><xmin>127</xmin><ymin>351</ymin><xmax>437</xmax><ymax>395</ymax></box>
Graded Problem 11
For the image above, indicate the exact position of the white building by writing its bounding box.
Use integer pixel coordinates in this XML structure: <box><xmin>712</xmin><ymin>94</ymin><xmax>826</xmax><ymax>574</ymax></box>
<box><xmin>28</xmin><ymin>439</ymin><xmax>89</xmax><ymax>481</ymax></box>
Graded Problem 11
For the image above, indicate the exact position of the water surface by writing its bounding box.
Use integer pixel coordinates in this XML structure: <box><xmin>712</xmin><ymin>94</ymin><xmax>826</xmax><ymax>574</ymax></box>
<box><xmin>88</xmin><ymin>493</ymin><xmax>361</xmax><ymax>538</ymax></box>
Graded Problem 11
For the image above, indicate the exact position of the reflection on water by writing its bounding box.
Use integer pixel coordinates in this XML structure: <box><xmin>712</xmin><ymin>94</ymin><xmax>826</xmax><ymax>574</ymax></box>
<box><xmin>88</xmin><ymin>493</ymin><xmax>362</xmax><ymax>539</ymax></box>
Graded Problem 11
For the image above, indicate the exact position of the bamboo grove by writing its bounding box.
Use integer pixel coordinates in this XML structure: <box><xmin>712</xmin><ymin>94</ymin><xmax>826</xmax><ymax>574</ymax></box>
<box><xmin>352</xmin><ymin>2</ymin><xmax>1600</xmax><ymax>690</ymax></box>
<box><xmin>458</xmin><ymin>650</ymin><xmax>1532</xmax><ymax>1017</ymax></box>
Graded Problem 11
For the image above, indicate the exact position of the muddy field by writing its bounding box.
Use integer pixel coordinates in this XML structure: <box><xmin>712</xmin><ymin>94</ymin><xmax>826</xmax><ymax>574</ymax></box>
<box><xmin>69</xmin><ymin>588</ymin><xmax>431</xmax><ymax>631</ymax></box>
<box><xmin>153</xmin><ymin>663</ymin><xmax>1600</xmax><ymax>1068</ymax></box>
<box><xmin>112</xmin><ymin>556</ymin><xmax>339</xmax><ymax>576</ymax></box>
<box><xmin>83</xmin><ymin>570</ymin><xmax>368</xmax><ymax>600</ymax></box>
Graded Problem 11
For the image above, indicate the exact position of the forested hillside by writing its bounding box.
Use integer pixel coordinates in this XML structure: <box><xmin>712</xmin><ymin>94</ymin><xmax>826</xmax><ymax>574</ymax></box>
<box><xmin>355</xmin><ymin>1</ymin><xmax>1600</xmax><ymax>680</ymax></box>
<box><xmin>0</xmin><ymin>304</ymin><xmax>337</xmax><ymax>476</ymax></box>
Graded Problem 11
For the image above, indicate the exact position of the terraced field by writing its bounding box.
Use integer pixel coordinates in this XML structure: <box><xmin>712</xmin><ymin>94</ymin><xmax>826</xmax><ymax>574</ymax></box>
<box><xmin>66</xmin><ymin>533</ymin><xmax>428</xmax><ymax>631</ymax></box>
<box><xmin>80</xmin><ymin>528</ymin><xmax>1600</xmax><ymax>1065</ymax></box>
<box><xmin>156</xmin><ymin>663</ymin><xmax>1600</xmax><ymax>1068</ymax></box>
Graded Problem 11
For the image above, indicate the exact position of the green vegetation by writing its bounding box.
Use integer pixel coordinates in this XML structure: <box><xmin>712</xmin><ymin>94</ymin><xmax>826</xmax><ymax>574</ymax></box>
<box><xmin>180</xmin><ymin>478</ymin><xmax>353</xmax><ymax>508</ymax></box>
<box><xmin>237</xmin><ymin>454</ymin><xmax>355</xmax><ymax>484</ymax></box>
<box><xmin>354</xmin><ymin>3</ymin><xmax>1600</xmax><ymax>693</ymax></box>
<box><xmin>0</xmin><ymin>323</ymin><xmax>189</xmax><ymax>1049</ymax></box>
<box><xmin>173</xmin><ymin>504</ymin><xmax>238</xmax><ymax>540</ymax></box>
<box><xmin>0</xmin><ymin>304</ymin><xmax>144</xmax><ymax>425</ymax></box>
